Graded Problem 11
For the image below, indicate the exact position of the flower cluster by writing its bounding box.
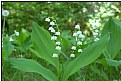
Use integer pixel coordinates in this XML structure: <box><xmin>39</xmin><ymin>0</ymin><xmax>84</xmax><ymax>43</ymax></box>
<box><xmin>9</xmin><ymin>30</ymin><xmax>19</xmax><ymax>42</ymax></box>
<box><xmin>45</xmin><ymin>18</ymin><xmax>84</xmax><ymax>59</ymax></box>
<box><xmin>73</xmin><ymin>25</ymin><xmax>85</xmax><ymax>39</ymax></box>
<box><xmin>93</xmin><ymin>29</ymin><xmax>100</xmax><ymax>41</ymax></box>
<box><xmin>70</xmin><ymin>24</ymin><xmax>83</xmax><ymax>58</ymax></box>
<box><xmin>45</xmin><ymin>17</ymin><xmax>61</xmax><ymax>58</ymax></box>
<box><xmin>88</xmin><ymin>19</ymin><xmax>100</xmax><ymax>41</ymax></box>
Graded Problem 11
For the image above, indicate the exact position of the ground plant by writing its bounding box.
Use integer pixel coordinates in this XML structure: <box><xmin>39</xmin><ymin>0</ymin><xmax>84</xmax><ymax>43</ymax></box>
<box><xmin>2</xmin><ymin>2</ymin><xmax>121</xmax><ymax>81</ymax></box>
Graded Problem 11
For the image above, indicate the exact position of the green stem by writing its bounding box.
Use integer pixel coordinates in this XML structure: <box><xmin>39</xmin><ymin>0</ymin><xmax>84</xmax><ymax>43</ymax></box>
<box><xmin>2</xmin><ymin>17</ymin><xmax>6</xmax><ymax>35</ymax></box>
<box><xmin>9</xmin><ymin>70</ymin><xmax>18</xmax><ymax>81</ymax></box>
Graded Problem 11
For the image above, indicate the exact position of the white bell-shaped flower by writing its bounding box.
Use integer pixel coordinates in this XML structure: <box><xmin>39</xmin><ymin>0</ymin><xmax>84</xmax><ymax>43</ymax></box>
<box><xmin>50</xmin><ymin>21</ymin><xmax>55</xmax><ymax>26</ymax></box>
<box><xmin>78</xmin><ymin>34</ymin><xmax>85</xmax><ymax>39</ymax></box>
<box><xmin>70</xmin><ymin>54</ymin><xmax>75</xmax><ymax>57</ymax></box>
<box><xmin>52</xmin><ymin>54</ymin><xmax>58</xmax><ymax>58</ymax></box>
<box><xmin>9</xmin><ymin>37</ymin><xmax>14</xmax><ymax>42</ymax></box>
<box><xmin>77</xmin><ymin>41</ymin><xmax>82</xmax><ymax>45</ymax></box>
<box><xmin>94</xmin><ymin>38</ymin><xmax>100</xmax><ymax>41</ymax></box>
<box><xmin>51</xmin><ymin>36</ymin><xmax>57</xmax><ymax>40</ymax></box>
<box><xmin>77</xmin><ymin>31</ymin><xmax>82</xmax><ymax>35</ymax></box>
<box><xmin>71</xmin><ymin>46</ymin><xmax>76</xmax><ymax>50</ymax></box>
<box><xmin>45</xmin><ymin>18</ymin><xmax>50</xmax><ymax>22</ymax></box>
<box><xmin>48</xmin><ymin>27</ymin><xmax>54</xmax><ymax>30</ymax></box>
<box><xmin>73</xmin><ymin>32</ymin><xmax>78</xmax><ymax>37</ymax></box>
<box><xmin>14</xmin><ymin>30</ymin><xmax>19</xmax><ymax>36</ymax></box>
<box><xmin>55</xmin><ymin>32</ymin><xmax>60</xmax><ymax>36</ymax></box>
<box><xmin>51</xmin><ymin>29</ymin><xmax>55</xmax><ymax>33</ymax></box>
<box><xmin>78</xmin><ymin>49</ymin><xmax>82</xmax><ymax>52</ymax></box>
<box><xmin>75</xmin><ymin>25</ymin><xmax>80</xmax><ymax>29</ymax></box>
<box><xmin>93</xmin><ymin>32</ymin><xmax>98</xmax><ymax>36</ymax></box>
<box><xmin>56</xmin><ymin>46</ymin><xmax>61</xmax><ymax>51</ymax></box>
<box><xmin>56</xmin><ymin>42</ymin><xmax>60</xmax><ymax>45</ymax></box>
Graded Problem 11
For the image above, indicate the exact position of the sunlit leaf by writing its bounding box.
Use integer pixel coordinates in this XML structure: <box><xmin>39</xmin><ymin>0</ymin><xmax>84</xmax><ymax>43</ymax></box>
<box><xmin>10</xmin><ymin>58</ymin><xmax>59</xmax><ymax>81</ymax></box>
<box><xmin>102</xmin><ymin>17</ymin><xmax>121</xmax><ymax>59</ymax></box>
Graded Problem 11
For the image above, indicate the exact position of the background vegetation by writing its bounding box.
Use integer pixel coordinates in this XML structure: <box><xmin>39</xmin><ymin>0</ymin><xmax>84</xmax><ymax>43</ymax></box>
<box><xmin>2</xmin><ymin>1</ymin><xmax>121</xmax><ymax>81</ymax></box>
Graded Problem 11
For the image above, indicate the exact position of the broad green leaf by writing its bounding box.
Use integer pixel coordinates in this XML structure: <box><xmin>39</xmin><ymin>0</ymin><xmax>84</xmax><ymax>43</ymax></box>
<box><xmin>2</xmin><ymin>42</ymin><xmax>14</xmax><ymax>58</ymax></box>
<box><xmin>20</xmin><ymin>36</ymin><xmax>32</xmax><ymax>52</ymax></box>
<box><xmin>106</xmin><ymin>59</ymin><xmax>121</xmax><ymax>67</ymax></box>
<box><xmin>62</xmin><ymin>33</ymin><xmax>110</xmax><ymax>81</ymax></box>
<box><xmin>10</xmin><ymin>58</ymin><xmax>59</xmax><ymax>81</ymax></box>
<box><xmin>17</xmin><ymin>28</ymin><xmax>27</xmax><ymax>46</ymax></box>
<box><xmin>102</xmin><ymin>17</ymin><xmax>121</xmax><ymax>59</ymax></box>
<box><xmin>98</xmin><ymin>58</ymin><xmax>121</xmax><ymax>67</ymax></box>
<box><xmin>31</xmin><ymin>22</ymin><xmax>59</xmax><ymax>71</ymax></box>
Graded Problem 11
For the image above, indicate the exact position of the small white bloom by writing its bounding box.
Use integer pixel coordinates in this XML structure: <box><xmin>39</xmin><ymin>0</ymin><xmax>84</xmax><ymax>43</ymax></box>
<box><xmin>9</xmin><ymin>7</ymin><xmax>12</xmax><ymax>9</ymax></box>
<box><xmin>56</xmin><ymin>46</ymin><xmax>61</xmax><ymax>51</ymax></box>
<box><xmin>51</xmin><ymin>29</ymin><xmax>55</xmax><ymax>33</ymax></box>
<box><xmin>56</xmin><ymin>42</ymin><xmax>60</xmax><ymax>45</ymax></box>
<box><xmin>92</xmin><ymin>26</ymin><xmax>96</xmax><ymax>29</ymax></box>
<box><xmin>51</xmin><ymin>36</ymin><xmax>57</xmax><ymax>40</ymax></box>
<box><xmin>52</xmin><ymin>54</ymin><xmax>58</xmax><ymax>58</ymax></box>
<box><xmin>77</xmin><ymin>41</ymin><xmax>82</xmax><ymax>45</ymax></box>
<box><xmin>73</xmin><ymin>32</ymin><xmax>78</xmax><ymax>37</ymax></box>
<box><xmin>50</xmin><ymin>21</ymin><xmax>55</xmax><ymax>26</ymax></box>
<box><xmin>48</xmin><ymin>27</ymin><xmax>55</xmax><ymax>33</ymax></box>
<box><xmin>48</xmin><ymin>27</ymin><xmax>54</xmax><ymax>30</ymax></box>
<box><xmin>95</xmin><ymin>30</ymin><xmax>99</xmax><ymax>33</ymax></box>
<box><xmin>55</xmin><ymin>32</ymin><xmax>60</xmax><ymax>36</ymax></box>
<box><xmin>14</xmin><ymin>30</ymin><xmax>19</xmax><ymax>36</ymax></box>
<box><xmin>71</xmin><ymin>46</ymin><xmax>76</xmax><ymax>50</ymax></box>
<box><xmin>2</xmin><ymin>10</ymin><xmax>9</xmax><ymax>17</ymax></box>
<box><xmin>78</xmin><ymin>34</ymin><xmax>85</xmax><ymax>39</ymax></box>
<box><xmin>9</xmin><ymin>37</ymin><xmax>14</xmax><ymax>42</ymax></box>
<box><xmin>94</xmin><ymin>38</ymin><xmax>100</xmax><ymax>41</ymax></box>
<box><xmin>75</xmin><ymin>25</ymin><xmax>80</xmax><ymax>29</ymax></box>
<box><xmin>93</xmin><ymin>32</ymin><xmax>98</xmax><ymax>36</ymax></box>
<box><xmin>45</xmin><ymin>18</ymin><xmax>50</xmax><ymax>22</ymax></box>
<box><xmin>77</xmin><ymin>31</ymin><xmax>82</xmax><ymax>35</ymax></box>
<box><xmin>78</xmin><ymin>49</ymin><xmax>82</xmax><ymax>52</ymax></box>
<box><xmin>70</xmin><ymin>54</ymin><xmax>75</xmax><ymax>57</ymax></box>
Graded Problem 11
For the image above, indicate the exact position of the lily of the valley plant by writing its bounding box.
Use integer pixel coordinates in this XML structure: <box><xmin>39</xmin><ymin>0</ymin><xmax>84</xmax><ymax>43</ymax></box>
<box><xmin>10</xmin><ymin>17</ymin><xmax>121</xmax><ymax>81</ymax></box>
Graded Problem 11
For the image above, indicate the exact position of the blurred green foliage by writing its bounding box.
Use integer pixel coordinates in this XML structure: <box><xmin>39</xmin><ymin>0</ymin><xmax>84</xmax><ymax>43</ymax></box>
<box><xmin>2</xmin><ymin>2</ymin><xmax>121</xmax><ymax>35</ymax></box>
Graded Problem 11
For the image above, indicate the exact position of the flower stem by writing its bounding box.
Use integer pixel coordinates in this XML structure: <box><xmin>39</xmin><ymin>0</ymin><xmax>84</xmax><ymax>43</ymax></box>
<box><xmin>2</xmin><ymin>17</ymin><xmax>6</xmax><ymax>35</ymax></box>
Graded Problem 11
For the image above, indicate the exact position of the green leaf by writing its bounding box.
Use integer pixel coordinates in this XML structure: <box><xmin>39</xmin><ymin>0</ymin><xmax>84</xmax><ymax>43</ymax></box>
<box><xmin>20</xmin><ymin>36</ymin><xmax>32</xmax><ymax>52</ymax></box>
<box><xmin>2</xmin><ymin>42</ymin><xmax>14</xmax><ymax>58</ymax></box>
<box><xmin>17</xmin><ymin>28</ymin><xmax>27</xmax><ymax>46</ymax></box>
<box><xmin>31</xmin><ymin>22</ymin><xmax>59</xmax><ymax>71</ymax></box>
<box><xmin>98</xmin><ymin>58</ymin><xmax>121</xmax><ymax>67</ymax></box>
<box><xmin>10</xmin><ymin>58</ymin><xmax>59</xmax><ymax>81</ymax></box>
<box><xmin>106</xmin><ymin>59</ymin><xmax>121</xmax><ymax>67</ymax></box>
<box><xmin>62</xmin><ymin>33</ymin><xmax>110</xmax><ymax>81</ymax></box>
<box><xmin>102</xmin><ymin>17</ymin><xmax>121</xmax><ymax>59</ymax></box>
